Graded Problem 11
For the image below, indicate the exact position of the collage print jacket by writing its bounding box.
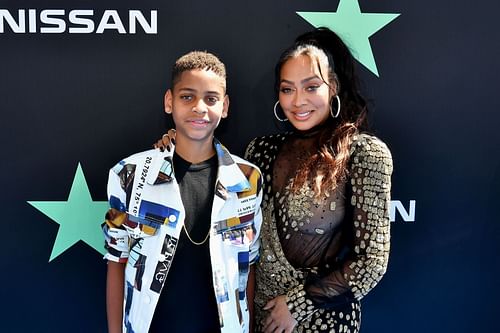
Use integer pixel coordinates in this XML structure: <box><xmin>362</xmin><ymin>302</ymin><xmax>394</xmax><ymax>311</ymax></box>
<box><xmin>102</xmin><ymin>139</ymin><xmax>263</xmax><ymax>333</ymax></box>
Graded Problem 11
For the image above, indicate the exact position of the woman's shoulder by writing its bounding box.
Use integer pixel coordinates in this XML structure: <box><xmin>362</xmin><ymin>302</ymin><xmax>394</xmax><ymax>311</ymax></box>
<box><xmin>247</xmin><ymin>132</ymin><xmax>288</xmax><ymax>148</ymax></box>
<box><xmin>244</xmin><ymin>132</ymin><xmax>289</xmax><ymax>159</ymax></box>
<box><xmin>350</xmin><ymin>133</ymin><xmax>393</xmax><ymax>165</ymax></box>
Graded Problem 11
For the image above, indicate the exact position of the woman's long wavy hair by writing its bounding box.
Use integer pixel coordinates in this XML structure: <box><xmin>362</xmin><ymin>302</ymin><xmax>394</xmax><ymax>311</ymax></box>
<box><xmin>275</xmin><ymin>27</ymin><xmax>370</xmax><ymax>198</ymax></box>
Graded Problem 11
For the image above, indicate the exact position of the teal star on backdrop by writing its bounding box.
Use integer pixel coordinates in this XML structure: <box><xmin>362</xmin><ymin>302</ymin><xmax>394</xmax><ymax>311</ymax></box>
<box><xmin>297</xmin><ymin>0</ymin><xmax>400</xmax><ymax>76</ymax></box>
<box><xmin>28</xmin><ymin>163</ymin><xmax>109</xmax><ymax>262</ymax></box>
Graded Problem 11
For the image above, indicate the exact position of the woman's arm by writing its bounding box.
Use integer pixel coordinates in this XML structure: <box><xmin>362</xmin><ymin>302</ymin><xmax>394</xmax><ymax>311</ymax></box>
<box><xmin>247</xmin><ymin>265</ymin><xmax>255</xmax><ymax>333</ymax></box>
<box><xmin>153</xmin><ymin>129</ymin><xmax>176</xmax><ymax>151</ymax></box>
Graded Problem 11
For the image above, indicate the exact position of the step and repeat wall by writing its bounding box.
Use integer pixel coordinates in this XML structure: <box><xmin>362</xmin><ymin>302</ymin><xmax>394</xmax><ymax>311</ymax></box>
<box><xmin>1</xmin><ymin>0</ymin><xmax>498</xmax><ymax>332</ymax></box>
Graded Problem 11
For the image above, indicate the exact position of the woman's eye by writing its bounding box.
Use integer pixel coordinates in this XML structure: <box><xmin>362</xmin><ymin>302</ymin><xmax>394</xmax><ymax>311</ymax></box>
<box><xmin>306</xmin><ymin>85</ymin><xmax>320</xmax><ymax>92</ymax></box>
<box><xmin>280</xmin><ymin>87</ymin><xmax>293</xmax><ymax>94</ymax></box>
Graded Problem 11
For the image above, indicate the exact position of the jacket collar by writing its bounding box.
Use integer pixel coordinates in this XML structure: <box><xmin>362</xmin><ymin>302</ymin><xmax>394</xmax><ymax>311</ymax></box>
<box><xmin>213</xmin><ymin>138</ymin><xmax>250</xmax><ymax>193</ymax></box>
<box><xmin>147</xmin><ymin>138</ymin><xmax>250</xmax><ymax>193</ymax></box>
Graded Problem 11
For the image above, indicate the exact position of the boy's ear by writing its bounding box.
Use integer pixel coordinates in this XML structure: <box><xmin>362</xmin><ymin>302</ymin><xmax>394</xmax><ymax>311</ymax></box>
<box><xmin>222</xmin><ymin>95</ymin><xmax>229</xmax><ymax>118</ymax></box>
<box><xmin>164</xmin><ymin>90</ymin><xmax>173</xmax><ymax>114</ymax></box>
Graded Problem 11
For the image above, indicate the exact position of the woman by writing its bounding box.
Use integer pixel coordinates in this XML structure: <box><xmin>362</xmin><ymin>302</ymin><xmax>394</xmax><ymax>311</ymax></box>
<box><xmin>243</xmin><ymin>28</ymin><xmax>392</xmax><ymax>333</ymax></box>
<box><xmin>156</xmin><ymin>27</ymin><xmax>393</xmax><ymax>332</ymax></box>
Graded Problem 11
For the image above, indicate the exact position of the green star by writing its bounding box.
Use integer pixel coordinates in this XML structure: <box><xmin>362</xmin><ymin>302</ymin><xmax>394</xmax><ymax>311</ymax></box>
<box><xmin>28</xmin><ymin>163</ymin><xmax>109</xmax><ymax>262</ymax></box>
<box><xmin>297</xmin><ymin>0</ymin><xmax>400</xmax><ymax>76</ymax></box>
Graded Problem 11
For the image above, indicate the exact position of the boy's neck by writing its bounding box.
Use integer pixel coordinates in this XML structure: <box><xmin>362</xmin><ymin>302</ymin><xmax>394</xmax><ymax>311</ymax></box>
<box><xmin>174</xmin><ymin>138</ymin><xmax>216</xmax><ymax>164</ymax></box>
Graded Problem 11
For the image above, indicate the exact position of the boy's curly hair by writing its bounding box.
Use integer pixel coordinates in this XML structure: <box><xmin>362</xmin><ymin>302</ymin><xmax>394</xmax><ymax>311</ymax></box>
<box><xmin>171</xmin><ymin>51</ymin><xmax>227</xmax><ymax>91</ymax></box>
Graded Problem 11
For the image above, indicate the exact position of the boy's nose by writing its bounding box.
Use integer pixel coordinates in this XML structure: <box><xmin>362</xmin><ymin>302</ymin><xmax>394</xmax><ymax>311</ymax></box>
<box><xmin>192</xmin><ymin>100</ymin><xmax>208</xmax><ymax>114</ymax></box>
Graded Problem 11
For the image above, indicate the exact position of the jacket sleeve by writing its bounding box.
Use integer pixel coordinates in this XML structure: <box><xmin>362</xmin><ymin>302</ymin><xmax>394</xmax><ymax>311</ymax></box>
<box><xmin>286</xmin><ymin>136</ymin><xmax>393</xmax><ymax>319</ymax></box>
<box><xmin>102</xmin><ymin>163</ymin><xmax>131</xmax><ymax>263</ymax></box>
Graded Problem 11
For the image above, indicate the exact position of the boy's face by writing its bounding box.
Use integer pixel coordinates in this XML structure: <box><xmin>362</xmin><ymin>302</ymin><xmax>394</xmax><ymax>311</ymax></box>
<box><xmin>164</xmin><ymin>69</ymin><xmax>229</xmax><ymax>146</ymax></box>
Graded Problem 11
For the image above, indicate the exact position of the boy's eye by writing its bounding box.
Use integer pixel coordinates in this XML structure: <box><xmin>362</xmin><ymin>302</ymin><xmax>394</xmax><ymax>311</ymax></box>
<box><xmin>180</xmin><ymin>95</ymin><xmax>193</xmax><ymax>101</ymax></box>
<box><xmin>205</xmin><ymin>96</ymin><xmax>219</xmax><ymax>105</ymax></box>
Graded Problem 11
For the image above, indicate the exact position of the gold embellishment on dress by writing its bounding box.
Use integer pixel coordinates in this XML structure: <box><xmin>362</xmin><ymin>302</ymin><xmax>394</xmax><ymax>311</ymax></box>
<box><xmin>282</xmin><ymin>182</ymin><xmax>314</xmax><ymax>233</ymax></box>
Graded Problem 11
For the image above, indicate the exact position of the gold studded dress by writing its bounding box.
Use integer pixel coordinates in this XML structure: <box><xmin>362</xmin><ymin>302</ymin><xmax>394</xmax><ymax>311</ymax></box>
<box><xmin>245</xmin><ymin>131</ymin><xmax>393</xmax><ymax>333</ymax></box>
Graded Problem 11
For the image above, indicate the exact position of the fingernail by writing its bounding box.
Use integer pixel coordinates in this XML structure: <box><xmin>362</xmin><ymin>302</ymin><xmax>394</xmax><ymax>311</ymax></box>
<box><xmin>171</xmin><ymin>138</ymin><xmax>176</xmax><ymax>145</ymax></box>
<box><xmin>166</xmin><ymin>146</ymin><xmax>171</xmax><ymax>152</ymax></box>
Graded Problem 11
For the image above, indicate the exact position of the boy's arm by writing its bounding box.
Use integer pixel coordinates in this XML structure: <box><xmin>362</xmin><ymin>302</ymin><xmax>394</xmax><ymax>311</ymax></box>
<box><xmin>247</xmin><ymin>264</ymin><xmax>256</xmax><ymax>333</ymax></box>
<box><xmin>104</xmin><ymin>163</ymin><xmax>133</xmax><ymax>333</ymax></box>
<box><xmin>106</xmin><ymin>261</ymin><xmax>126</xmax><ymax>333</ymax></box>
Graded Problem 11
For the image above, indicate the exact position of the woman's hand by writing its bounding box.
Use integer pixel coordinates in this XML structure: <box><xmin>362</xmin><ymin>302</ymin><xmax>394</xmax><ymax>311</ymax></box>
<box><xmin>262</xmin><ymin>295</ymin><xmax>297</xmax><ymax>333</ymax></box>
<box><xmin>153</xmin><ymin>129</ymin><xmax>176</xmax><ymax>152</ymax></box>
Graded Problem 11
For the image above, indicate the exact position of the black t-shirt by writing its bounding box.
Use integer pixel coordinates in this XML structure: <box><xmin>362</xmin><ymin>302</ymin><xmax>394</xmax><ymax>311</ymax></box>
<box><xmin>149</xmin><ymin>152</ymin><xmax>220</xmax><ymax>333</ymax></box>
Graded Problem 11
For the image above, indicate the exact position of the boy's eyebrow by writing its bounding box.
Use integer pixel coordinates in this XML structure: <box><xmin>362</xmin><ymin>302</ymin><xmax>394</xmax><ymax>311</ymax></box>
<box><xmin>280</xmin><ymin>76</ymin><xmax>321</xmax><ymax>85</ymax></box>
<box><xmin>177</xmin><ymin>87</ymin><xmax>223</xmax><ymax>96</ymax></box>
<box><xmin>177</xmin><ymin>87</ymin><xmax>196</xmax><ymax>93</ymax></box>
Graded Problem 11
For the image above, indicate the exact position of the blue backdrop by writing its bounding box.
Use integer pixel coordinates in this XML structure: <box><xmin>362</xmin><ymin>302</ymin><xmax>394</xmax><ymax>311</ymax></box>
<box><xmin>1</xmin><ymin>0</ymin><xmax>498</xmax><ymax>331</ymax></box>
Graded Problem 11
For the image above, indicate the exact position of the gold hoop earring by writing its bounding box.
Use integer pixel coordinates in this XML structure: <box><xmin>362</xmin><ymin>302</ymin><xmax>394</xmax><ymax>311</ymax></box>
<box><xmin>273</xmin><ymin>101</ymin><xmax>288</xmax><ymax>122</ymax></box>
<box><xmin>330</xmin><ymin>95</ymin><xmax>341</xmax><ymax>118</ymax></box>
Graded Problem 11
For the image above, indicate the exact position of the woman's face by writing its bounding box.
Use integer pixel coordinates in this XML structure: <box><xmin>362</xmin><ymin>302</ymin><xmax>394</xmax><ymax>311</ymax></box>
<box><xmin>278</xmin><ymin>54</ymin><xmax>334</xmax><ymax>131</ymax></box>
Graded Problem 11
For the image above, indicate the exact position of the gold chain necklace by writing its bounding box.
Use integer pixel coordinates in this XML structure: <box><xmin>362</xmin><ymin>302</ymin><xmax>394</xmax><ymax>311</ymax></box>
<box><xmin>182</xmin><ymin>222</ymin><xmax>211</xmax><ymax>246</ymax></box>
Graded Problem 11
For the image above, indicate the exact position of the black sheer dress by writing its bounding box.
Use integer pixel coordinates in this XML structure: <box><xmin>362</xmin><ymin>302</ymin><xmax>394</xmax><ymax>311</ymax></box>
<box><xmin>245</xmin><ymin>131</ymin><xmax>393</xmax><ymax>333</ymax></box>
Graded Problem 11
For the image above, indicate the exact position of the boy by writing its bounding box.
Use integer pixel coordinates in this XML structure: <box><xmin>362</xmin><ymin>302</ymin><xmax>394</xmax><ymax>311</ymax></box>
<box><xmin>103</xmin><ymin>51</ymin><xmax>262</xmax><ymax>333</ymax></box>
